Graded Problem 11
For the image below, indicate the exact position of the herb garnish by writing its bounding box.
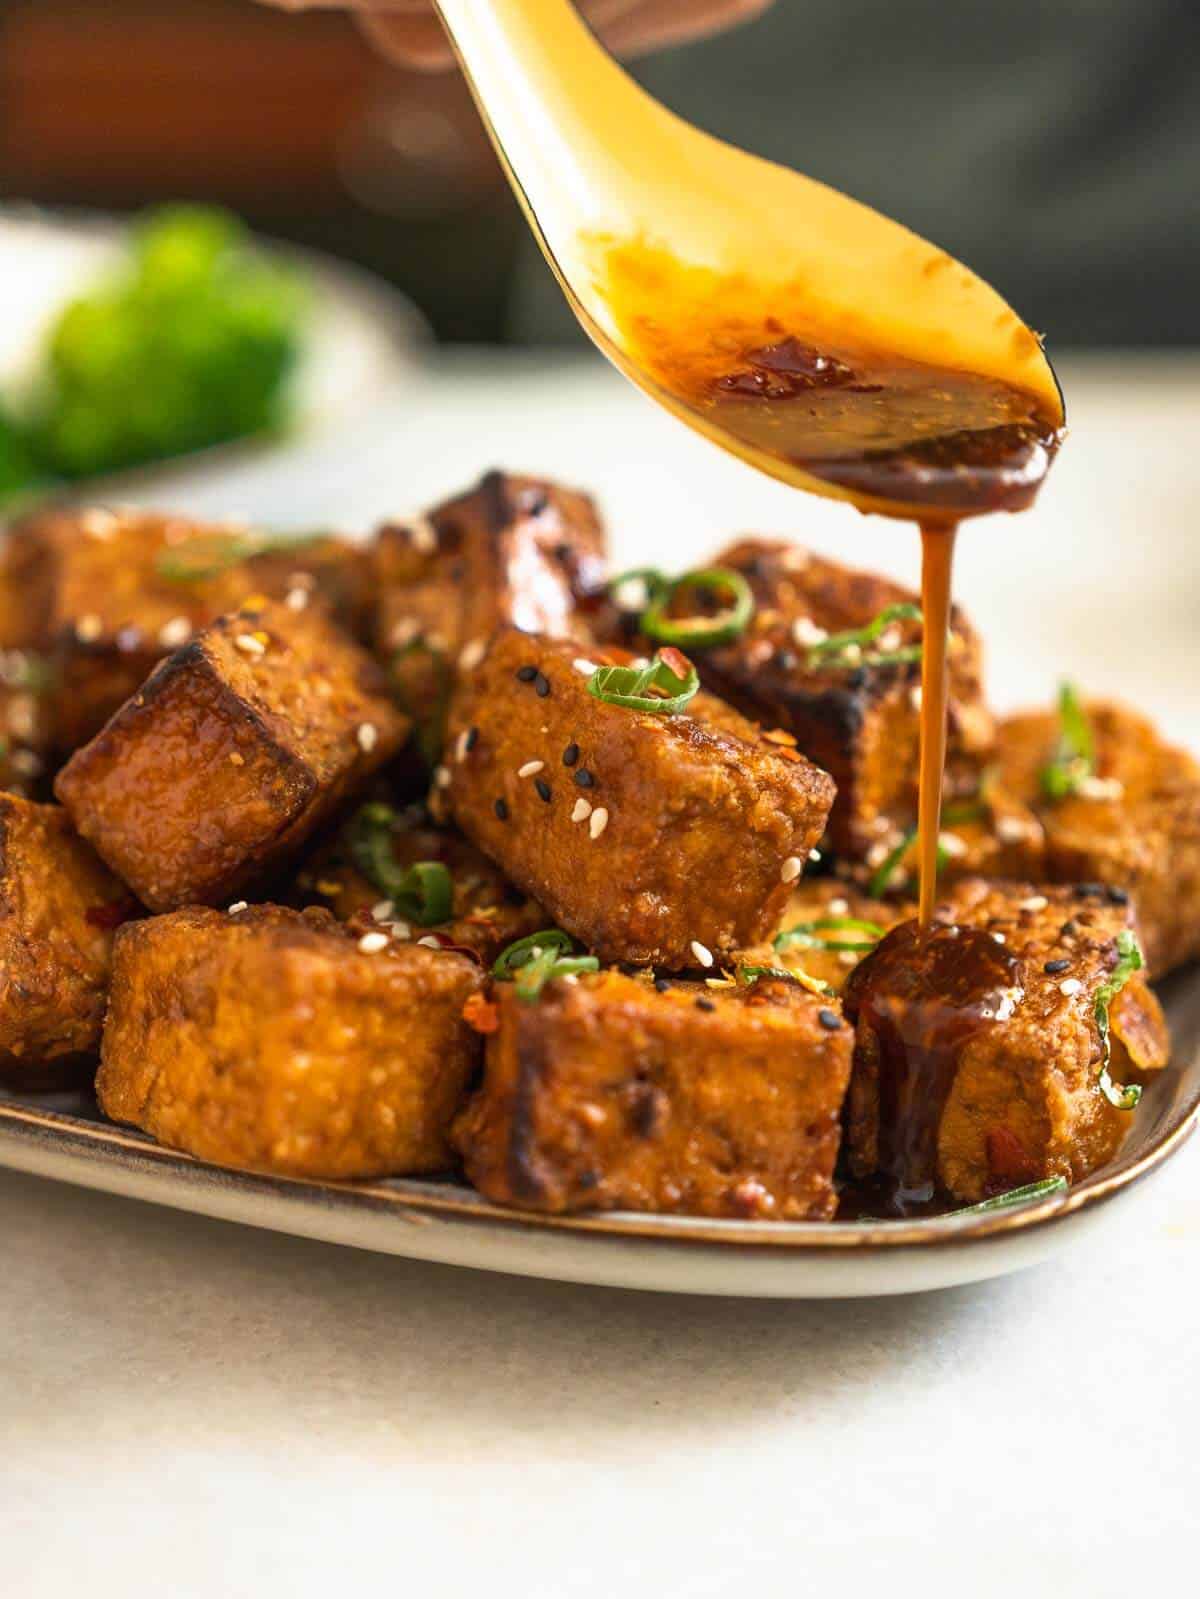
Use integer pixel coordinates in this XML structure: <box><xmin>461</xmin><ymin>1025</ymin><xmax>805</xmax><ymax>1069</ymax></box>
<box><xmin>953</xmin><ymin>1177</ymin><xmax>1068</xmax><ymax>1215</ymax></box>
<box><xmin>864</xmin><ymin>790</ymin><xmax>988</xmax><ymax>897</ymax></box>
<box><xmin>587</xmin><ymin>650</ymin><xmax>700</xmax><ymax>715</ymax></box>
<box><xmin>344</xmin><ymin>803</ymin><xmax>453</xmax><ymax>926</ymax></box>
<box><xmin>1093</xmin><ymin>929</ymin><xmax>1145</xmax><ymax>1110</ymax></box>
<box><xmin>739</xmin><ymin>962</ymin><xmax>830</xmax><ymax>994</ymax></box>
<box><xmin>156</xmin><ymin>527</ymin><xmax>328</xmax><ymax>583</ymax></box>
<box><xmin>774</xmin><ymin>915</ymin><xmax>886</xmax><ymax>955</ymax></box>
<box><xmin>492</xmin><ymin>929</ymin><xmax>599</xmax><ymax>1001</ymax></box>
<box><xmin>640</xmin><ymin>567</ymin><xmax>754</xmax><ymax>648</ymax></box>
<box><xmin>1039</xmin><ymin>681</ymin><xmax>1095</xmax><ymax>799</ymax></box>
<box><xmin>806</xmin><ymin>601</ymin><xmax>922</xmax><ymax>670</ymax></box>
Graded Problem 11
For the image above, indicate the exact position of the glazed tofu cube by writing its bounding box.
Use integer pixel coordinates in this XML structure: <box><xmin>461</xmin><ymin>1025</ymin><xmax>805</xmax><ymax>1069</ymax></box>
<box><xmin>0</xmin><ymin>796</ymin><xmax>135</xmax><ymax>1078</ymax></box>
<box><xmin>1</xmin><ymin>506</ymin><xmax>370</xmax><ymax>752</ymax></box>
<box><xmin>294</xmin><ymin>800</ymin><xmax>548</xmax><ymax>966</ymax></box>
<box><xmin>98</xmin><ymin>905</ymin><xmax>483</xmax><ymax>1177</ymax></box>
<box><xmin>374</xmin><ymin>471</ymin><xmax>607</xmax><ymax>749</ymax></box>
<box><xmin>682</xmin><ymin>539</ymin><xmax>993</xmax><ymax>858</ymax></box>
<box><xmin>441</xmin><ymin>627</ymin><xmax>835</xmax><ymax>968</ymax></box>
<box><xmin>454</xmin><ymin>968</ymin><xmax>853</xmax><ymax>1218</ymax></box>
<box><xmin>997</xmin><ymin>701</ymin><xmax>1200</xmax><ymax>977</ymax></box>
<box><xmin>56</xmin><ymin>599</ymin><xmax>408</xmax><ymax>911</ymax></box>
<box><xmin>842</xmin><ymin>878</ymin><xmax>1169</xmax><ymax>1207</ymax></box>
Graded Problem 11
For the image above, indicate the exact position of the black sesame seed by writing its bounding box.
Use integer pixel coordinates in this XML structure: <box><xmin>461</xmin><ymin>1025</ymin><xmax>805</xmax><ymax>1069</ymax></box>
<box><xmin>695</xmin><ymin>997</ymin><xmax>716</xmax><ymax>1012</ymax></box>
<box><xmin>1060</xmin><ymin>920</ymin><xmax>1078</xmax><ymax>937</ymax></box>
<box><xmin>1044</xmin><ymin>958</ymin><xmax>1071</xmax><ymax>975</ymax></box>
<box><xmin>773</xmin><ymin>649</ymin><xmax>799</xmax><ymax>672</ymax></box>
<box><xmin>515</xmin><ymin>665</ymin><xmax>538</xmax><ymax>683</ymax></box>
<box><xmin>1076</xmin><ymin>882</ymin><xmax>1107</xmax><ymax>898</ymax></box>
<box><xmin>535</xmin><ymin>778</ymin><xmax>552</xmax><ymax>803</ymax></box>
<box><xmin>653</xmin><ymin>977</ymin><xmax>672</xmax><ymax>992</ymax></box>
<box><xmin>1106</xmin><ymin>886</ymin><xmax>1130</xmax><ymax>905</ymax></box>
<box><xmin>818</xmin><ymin>1008</ymin><xmax>842</xmax><ymax>1031</ymax></box>
<box><xmin>534</xmin><ymin>673</ymin><xmax>551</xmax><ymax>698</ymax></box>
<box><xmin>494</xmin><ymin>798</ymin><xmax>509</xmax><ymax>821</ymax></box>
<box><xmin>847</xmin><ymin>667</ymin><xmax>868</xmax><ymax>690</ymax></box>
<box><xmin>574</xmin><ymin>768</ymin><xmax>595</xmax><ymax>788</ymax></box>
<box><xmin>553</xmin><ymin>542</ymin><xmax>572</xmax><ymax>563</ymax></box>
<box><xmin>562</xmin><ymin>742</ymin><xmax>580</xmax><ymax>767</ymax></box>
<box><xmin>465</xmin><ymin>726</ymin><xmax>479</xmax><ymax>752</ymax></box>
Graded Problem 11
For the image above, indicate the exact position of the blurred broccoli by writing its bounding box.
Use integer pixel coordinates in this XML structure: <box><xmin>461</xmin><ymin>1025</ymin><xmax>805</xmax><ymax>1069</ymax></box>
<box><xmin>27</xmin><ymin>206</ymin><xmax>309</xmax><ymax>480</ymax></box>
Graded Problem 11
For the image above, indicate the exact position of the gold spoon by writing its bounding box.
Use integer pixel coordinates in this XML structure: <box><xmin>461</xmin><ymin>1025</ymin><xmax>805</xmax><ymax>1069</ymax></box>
<box><xmin>433</xmin><ymin>0</ymin><xmax>1064</xmax><ymax>521</ymax></box>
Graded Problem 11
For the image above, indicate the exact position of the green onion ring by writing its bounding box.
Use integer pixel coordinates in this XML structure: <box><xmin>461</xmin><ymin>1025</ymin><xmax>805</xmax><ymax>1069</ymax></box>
<box><xmin>345</xmin><ymin>804</ymin><xmax>454</xmax><ymax>926</ymax></box>
<box><xmin>492</xmin><ymin>928</ymin><xmax>574</xmax><ymax>978</ymax></box>
<box><xmin>641</xmin><ymin>567</ymin><xmax>754</xmax><ymax>649</ymax></box>
<box><xmin>587</xmin><ymin>652</ymin><xmax>700</xmax><ymax>715</ymax></box>
<box><xmin>1094</xmin><ymin>929</ymin><xmax>1145</xmax><ymax>1110</ymax></box>
<box><xmin>953</xmin><ymin>1177</ymin><xmax>1068</xmax><ymax>1215</ymax></box>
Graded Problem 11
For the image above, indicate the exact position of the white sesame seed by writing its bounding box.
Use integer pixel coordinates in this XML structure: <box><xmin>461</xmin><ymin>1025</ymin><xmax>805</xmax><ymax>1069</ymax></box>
<box><xmin>1077</xmin><ymin>776</ymin><xmax>1125</xmax><ymax>801</ymax></box>
<box><xmin>809</xmin><ymin>847</ymin><xmax>822</xmax><ymax>863</ymax></box>
<box><xmin>6</xmin><ymin>696</ymin><xmax>35</xmax><ymax>739</ymax></box>
<box><xmin>11</xmin><ymin>750</ymin><xmax>42</xmax><ymax>776</ymax></box>
<box><xmin>356</xmin><ymin>722</ymin><xmax>378</xmax><ymax>753</ymax></box>
<box><xmin>458</xmin><ymin>637</ymin><xmax>486</xmax><ymax>671</ymax></box>
<box><xmin>390</xmin><ymin>922</ymin><xmax>411</xmax><ymax>940</ymax></box>
<box><xmin>80</xmin><ymin>508</ymin><xmax>118</xmax><ymax>540</ymax></box>
<box><xmin>838</xmin><ymin>950</ymin><xmax>860</xmax><ymax>966</ymax></box>
<box><xmin>780</xmin><ymin>855</ymin><xmax>803</xmax><ymax>884</ymax></box>
<box><xmin>841</xmin><ymin>642</ymin><xmax>863</xmax><ymax>665</ymax></box>
<box><xmin>613</xmin><ymin>576</ymin><xmax>650</xmax><ymax>612</ymax></box>
<box><xmin>517</xmin><ymin>760</ymin><xmax>545</xmax><ymax>778</ymax></box>
<box><xmin>910</xmin><ymin>686</ymin><xmax>923</xmax><ymax>711</ymax></box>
<box><xmin>285</xmin><ymin>586</ymin><xmax>309</xmax><ymax>612</ymax></box>
<box><xmin>358</xmin><ymin>931</ymin><xmax>389</xmax><ymax>954</ymax></box>
<box><xmin>1019</xmin><ymin>895</ymin><xmax>1049</xmax><ymax>912</ymax></box>
<box><xmin>1059</xmin><ymin>977</ymin><xmax>1083</xmax><ymax>997</ymax></box>
<box><xmin>690</xmin><ymin>940</ymin><xmax>714</xmax><ymax>968</ymax></box>
<box><xmin>877</xmin><ymin>626</ymin><xmax>903</xmax><ymax>652</ymax></box>
<box><xmin>997</xmin><ymin>816</ymin><xmax>1034</xmax><ymax>843</ymax></box>
<box><xmin>158</xmin><ymin>616</ymin><xmax>191</xmax><ymax>649</ymax></box>
<box><xmin>371</xmin><ymin>899</ymin><xmax>396</xmax><ymax>922</ymax></box>
<box><xmin>227</xmin><ymin>902</ymin><xmax>248</xmax><ymax>916</ymax></box>
<box><xmin>433</xmin><ymin>764</ymin><xmax>452</xmax><ymax>789</ymax></box>
<box><xmin>405</xmin><ymin>515</ymin><xmax>437</xmax><ymax>553</ymax></box>
<box><xmin>571</xmin><ymin>797</ymin><xmax>592</xmax><ymax>823</ymax></box>
<box><xmin>828</xmin><ymin>897</ymin><xmax>849</xmax><ymax>916</ymax></box>
<box><xmin>791</xmin><ymin>616</ymin><xmax>828</xmax><ymax>648</ymax></box>
<box><xmin>573</xmin><ymin>657</ymin><xmax>599</xmax><ymax>677</ymax></box>
<box><xmin>74</xmin><ymin>613</ymin><xmax>103</xmax><ymax>643</ymax></box>
<box><xmin>388</xmin><ymin>618</ymin><xmax>421</xmax><ymax>650</ymax></box>
<box><xmin>992</xmin><ymin>932</ymin><xmax>1007</xmax><ymax>944</ymax></box>
<box><xmin>234</xmin><ymin>633</ymin><xmax>265</xmax><ymax>657</ymax></box>
<box><xmin>589</xmin><ymin>806</ymin><xmax>609</xmax><ymax>840</ymax></box>
<box><xmin>454</xmin><ymin>729</ymin><xmax>471</xmax><ymax>763</ymax></box>
<box><xmin>865</xmin><ymin>840</ymin><xmax>891</xmax><ymax>868</ymax></box>
<box><xmin>939</xmin><ymin>831</ymin><xmax>968</xmax><ymax>858</ymax></box>
<box><xmin>417</xmin><ymin>935</ymin><xmax>442</xmax><ymax>949</ymax></box>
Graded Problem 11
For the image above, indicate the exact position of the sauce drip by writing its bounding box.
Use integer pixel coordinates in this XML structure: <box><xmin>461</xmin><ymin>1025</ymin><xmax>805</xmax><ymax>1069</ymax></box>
<box><xmin>842</xmin><ymin>921</ymin><xmax>1025</xmax><ymax>1212</ymax></box>
<box><xmin>916</xmin><ymin>523</ymin><xmax>957</xmax><ymax>925</ymax></box>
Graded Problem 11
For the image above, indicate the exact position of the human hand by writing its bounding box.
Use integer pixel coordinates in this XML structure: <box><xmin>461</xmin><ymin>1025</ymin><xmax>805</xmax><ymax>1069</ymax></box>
<box><xmin>260</xmin><ymin>1</ymin><xmax>773</xmax><ymax>71</ymax></box>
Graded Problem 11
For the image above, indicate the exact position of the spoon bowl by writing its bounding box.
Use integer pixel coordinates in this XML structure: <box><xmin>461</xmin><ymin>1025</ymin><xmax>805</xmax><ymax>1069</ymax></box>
<box><xmin>434</xmin><ymin>0</ymin><xmax>1064</xmax><ymax>520</ymax></box>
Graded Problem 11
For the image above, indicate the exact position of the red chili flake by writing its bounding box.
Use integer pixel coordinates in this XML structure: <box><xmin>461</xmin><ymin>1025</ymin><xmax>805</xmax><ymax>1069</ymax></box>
<box><xmin>985</xmin><ymin>1126</ymin><xmax>1035</xmax><ymax>1184</ymax></box>
<box><xmin>86</xmin><ymin>898</ymin><xmax>141</xmax><ymax>930</ymax></box>
<box><xmin>658</xmin><ymin>645</ymin><xmax>692</xmax><ymax>679</ymax></box>
<box><xmin>463</xmin><ymin>992</ymin><xmax>500</xmax><ymax>1034</ymax></box>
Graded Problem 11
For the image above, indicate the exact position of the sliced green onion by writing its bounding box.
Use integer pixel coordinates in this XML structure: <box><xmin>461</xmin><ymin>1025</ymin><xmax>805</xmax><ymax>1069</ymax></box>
<box><xmin>774</xmin><ymin>915</ymin><xmax>886</xmax><ymax>954</ymax></box>
<box><xmin>344</xmin><ymin>803</ymin><xmax>453</xmax><ymax>926</ymax></box>
<box><xmin>1039</xmin><ymin>681</ymin><xmax>1095</xmax><ymax>799</ymax></box>
<box><xmin>953</xmin><ymin>1177</ymin><xmax>1068</xmax><ymax>1215</ymax></box>
<box><xmin>491</xmin><ymin>928</ymin><xmax>574</xmax><ymax>978</ymax></box>
<box><xmin>807</xmin><ymin>601</ymin><xmax>922</xmax><ymax>670</ymax></box>
<box><xmin>866</xmin><ymin>826</ymin><xmax>954</xmax><ymax>897</ymax></box>
<box><xmin>641</xmin><ymin>567</ymin><xmax>754</xmax><ymax>649</ymax></box>
<box><xmin>156</xmin><ymin>527</ymin><xmax>328</xmax><ymax>583</ymax></box>
<box><xmin>492</xmin><ymin>928</ymin><xmax>599</xmax><ymax>1001</ymax></box>
<box><xmin>738</xmin><ymin>964</ymin><xmax>802</xmax><ymax>985</ymax></box>
<box><xmin>1094</xmin><ymin>929</ymin><xmax>1145</xmax><ymax>1110</ymax></box>
<box><xmin>587</xmin><ymin>651</ymin><xmax>700</xmax><ymax>715</ymax></box>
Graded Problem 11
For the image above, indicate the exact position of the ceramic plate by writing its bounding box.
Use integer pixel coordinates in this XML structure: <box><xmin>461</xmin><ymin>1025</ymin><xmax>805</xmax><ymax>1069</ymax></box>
<box><xmin>1</xmin><ymin>968</ymin><xmax>1195</xmax><ymax>1298</ymax></box>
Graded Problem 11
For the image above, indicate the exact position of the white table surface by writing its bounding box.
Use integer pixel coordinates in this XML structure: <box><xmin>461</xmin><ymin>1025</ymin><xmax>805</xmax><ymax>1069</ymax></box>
<box><xmin>4</xmin><ymin>349</ymin><xmax>1199</xmax><ymax>1596</ymax></box>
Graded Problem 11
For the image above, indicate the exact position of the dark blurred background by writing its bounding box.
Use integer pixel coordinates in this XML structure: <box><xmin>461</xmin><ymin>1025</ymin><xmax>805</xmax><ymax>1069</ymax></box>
<box><xmin>3</xmin><ymin>0</ymin><xmax>1198</xmax><ymax>345</ymax></box>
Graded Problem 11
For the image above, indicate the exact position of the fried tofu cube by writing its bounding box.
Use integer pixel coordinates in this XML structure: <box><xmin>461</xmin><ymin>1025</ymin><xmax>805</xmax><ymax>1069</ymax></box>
<box><xmin>0</xmin><ymin>796</ymin><xmax>134</xmax><ymax>1078</ymax></box>
<box><xmin>294</xmin><ymin>800</ymin><xmax>548</xmax><ymax>966</ymax></box>
<box><xmin>56</xmin><ymin>599</ymin><xmax>408</xmax><ymax>911</ymax></box>
<box><xmin>98</xmin><ymin>905</ymin><xmax>483</xmax><ymax>1177</ymax></box>
<box><xmin>442</xmin><ymin>627</ymin><xmax>835</xmax><ymax>967</ymax></box>
<box><xmin>997</xmin><ymin>701</ymin><xmax>1200</xmax><ymax>976</ymax></box>
<box><xmin>374</xmin><ymin>471</ymin><xmax>607</xmax><ymax>748</ymax></box>
<box><xmin>842</xmin><ymin>878</ymin><xmax>1169</xmax><ymax>1207</ymax></box>
<box><xmin>681</xmin><ymin>539</ymin><xmax>992</xmax><ymax>858</ymax></box>
<box><xmin>454</xmin><ymin>968</ymin><xmax>853</xmax><ymax>1218</ymax></box>
<box><xmin>1</xmin><ymin>507</ymin><xmax>370</xmax><ymax>752</ymax></box>
<box><xmin>1</xmin><ymin>657</ymin><xmax>53</xmax><ymax>798</ymax></box>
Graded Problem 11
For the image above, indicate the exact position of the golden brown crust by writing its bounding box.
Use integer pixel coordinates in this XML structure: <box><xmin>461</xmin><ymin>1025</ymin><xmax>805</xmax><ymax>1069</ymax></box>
<box><xmin>997</xmin><ymin>702</ymin><xmax>1200</xmax><ymax>976</ymax></box>
<box><xmin>0</xmin><ymin>796</ymin><xmax>133</xmax><ymax>1078</ymax></box>
<box><xmin>665</xmin><ymin>539</ymin><xmax>993</xmax><ymax>858</ymax></box>
<box><xmin>1</xmin><ymin>507</ymin><xmax>371</xmax><ymax>753</ymax></box>
<box><xmin>442</xmin><ymin>627</ymin><xmax>836</xmax><ymax>967</ymax></box>
<box><xmin>843</xmin><ymin>877</ymin><xmax>1169</xmax><ymax>1204</ymax></box>
<box><xmin>98</xmin><ymin>904</ymin><xmax>483</xmax><ymax>1177</ymax></box>
<box><xmin>454</xmin><ymin>969</ymin><xmax>853</xmax><ymax>1218</ymax></box>
<box><xmin>374</xmin><ymin>471</ymin><xmax>607</xmax><ymax>745</ymax></box>
<box><xmin>55</xmin><ymin>600</ymin><xmax>408</xmax><ymax>911</ymax></box>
